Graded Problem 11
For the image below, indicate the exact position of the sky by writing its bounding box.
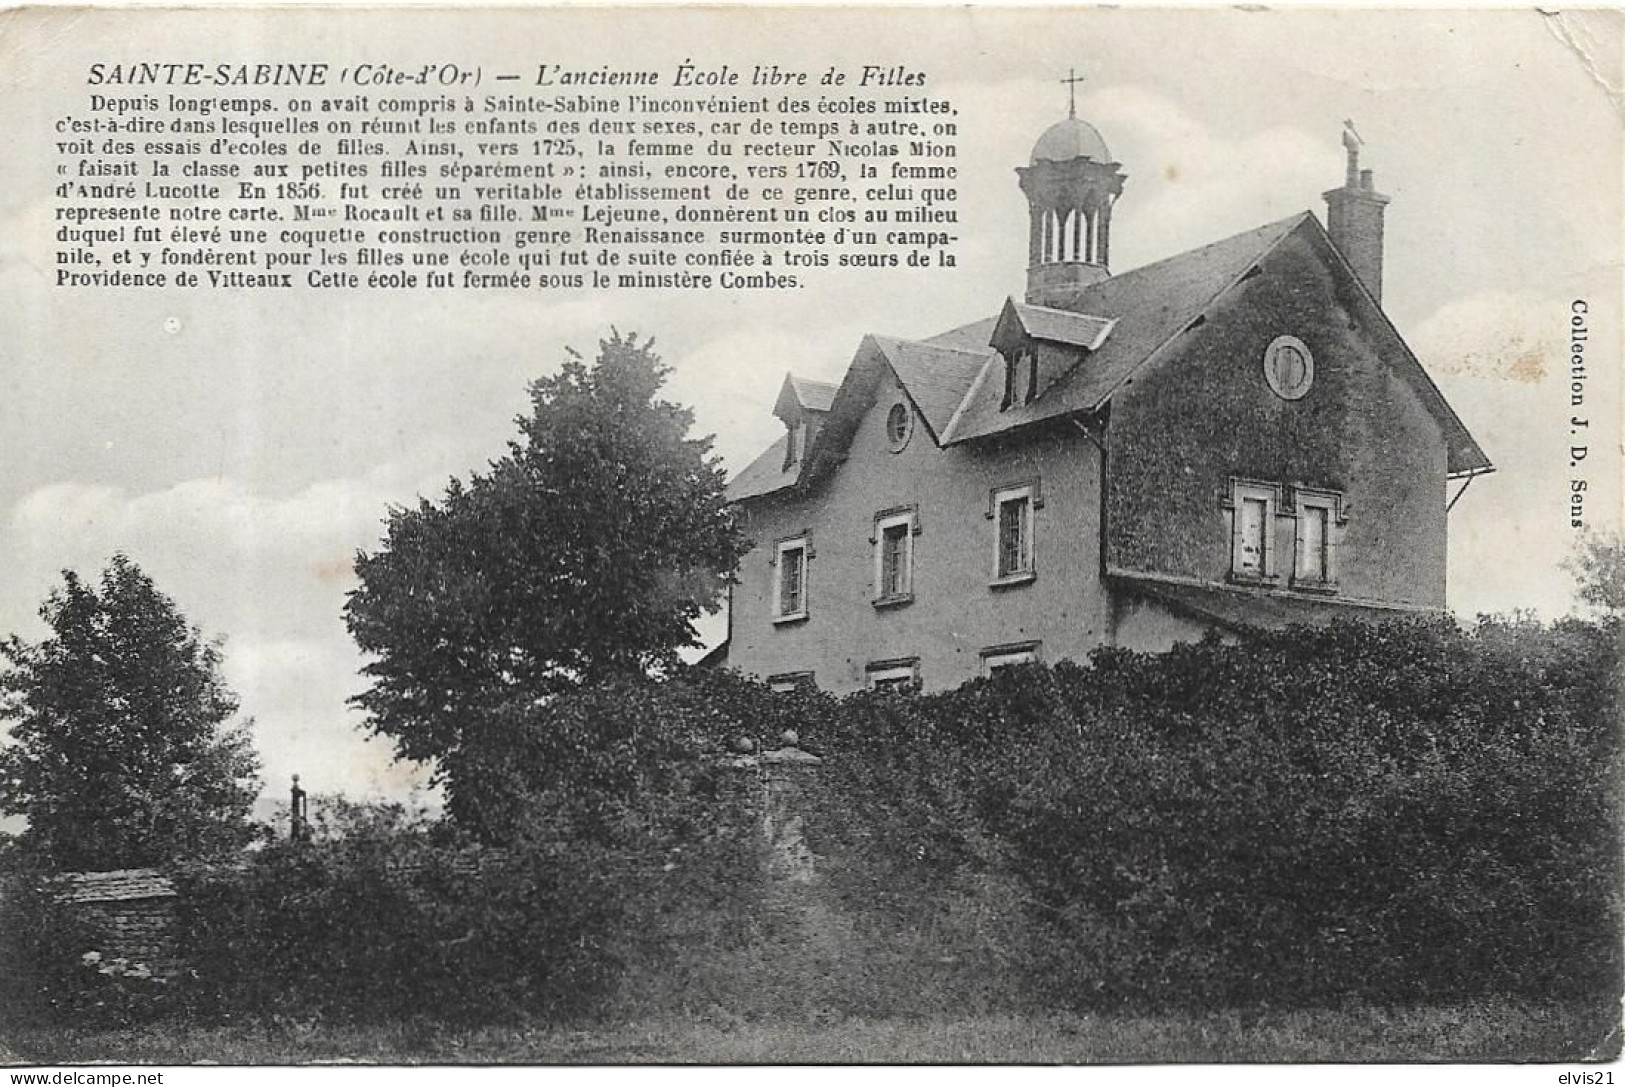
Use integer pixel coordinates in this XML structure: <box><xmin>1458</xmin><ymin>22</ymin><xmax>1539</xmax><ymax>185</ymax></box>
<box><xmin>0</xmin><ymin>6</ymin><xmax>1620</xmax><ymax>813</ymax></box>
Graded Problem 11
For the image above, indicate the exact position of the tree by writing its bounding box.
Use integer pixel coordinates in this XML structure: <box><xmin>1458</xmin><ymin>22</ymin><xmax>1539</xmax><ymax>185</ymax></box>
<box><xmin>1565</xmin><ymin>529</ymin><xmax>1625</xmax><ymax>617</ymax></box>
<box><xmin>344</xmin><ymin>331</ymin><xmax>747</xmax><ymax>826</ymax></box>
<box><xmin>0</xmin><ymin>555</ymin><xmax>261</xmax><ymax>871</ymax></box>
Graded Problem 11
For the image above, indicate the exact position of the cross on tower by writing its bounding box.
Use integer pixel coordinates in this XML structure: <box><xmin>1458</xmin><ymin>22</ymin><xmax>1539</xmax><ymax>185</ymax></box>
<box><xmin>1061</xmin><ymin>68</ymin><xmax>1086</xmax><ymax>119</ymax></box>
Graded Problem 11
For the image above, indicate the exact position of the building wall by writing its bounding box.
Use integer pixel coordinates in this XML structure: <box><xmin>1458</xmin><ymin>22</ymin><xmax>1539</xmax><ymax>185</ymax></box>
<box><xmin>77</xmin><ymin>898</ymin><xmax>178</xmax><ymax>969</ymax></box>
<box><xmin>731</xmin><ymin>369</ymin><xmax>1110</xmax><ymax>693</ymax></box>
<box><xmin>1105</xmin><ymin>230</ymin><xmax>1449</xmax><ymax>608</ymax></box>
<box><xmin>1108</xmin><ymin>593</ymin><xmax>1226</xmax><ymax>653</ymax></box>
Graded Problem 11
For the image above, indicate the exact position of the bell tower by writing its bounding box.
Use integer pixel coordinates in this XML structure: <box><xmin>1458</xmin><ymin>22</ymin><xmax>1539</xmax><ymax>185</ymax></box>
<box><xmin>1017</xmin><ymin>70</ymin><xmax>1127</xmax><ymax>310</ymax></box>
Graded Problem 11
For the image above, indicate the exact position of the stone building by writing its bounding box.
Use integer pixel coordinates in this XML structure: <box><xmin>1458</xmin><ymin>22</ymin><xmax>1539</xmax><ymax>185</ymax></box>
<box><xmin>55</xmin><ymin>868</ymin><xmax>179</xmax><ymax>969</ymax></box>
<box><xmin>718</xmin><ymin>105</ymin><xmax>1492</xmax><ymax>695</ymax></box>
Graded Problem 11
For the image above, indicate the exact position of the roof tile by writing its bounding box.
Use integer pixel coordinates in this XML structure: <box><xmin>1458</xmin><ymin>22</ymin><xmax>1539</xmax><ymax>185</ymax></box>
<box><xmin>728</xmin><ymin>209</ymin><xmax>1490</xmax><ymax>491</ymax></box>
<box><xmin>725</xmin><ymin>433</ymin><xmax>795</xmax><ymax>502</ymax></box>
<box><xmin>55</xmin><ymin>869</ymin><xmax>177</xmax><ymax>903</ymax></box>
<box><xmin>949</xmin><ymin>214</ymin><xmax>1309</xmax><ymax>443</ymax></box>
<box><xmin>1110</xmin><ymin>571</ymin><xmax>1438</xmax><ymax>632</ymax></box>
<box><xmin>788</xmin><ymin>376</ymin><xmax>838</xmax><ymax>412</ymax></box>
<box><xmin>1010</xmin><ymin>302</ymin><xmax>1116</xmax><ymax>351</ymax></box>
<box><xmin>868</xmin><ymin>336</ymin><xmax>992</xmax><ymax>440</ymax></box>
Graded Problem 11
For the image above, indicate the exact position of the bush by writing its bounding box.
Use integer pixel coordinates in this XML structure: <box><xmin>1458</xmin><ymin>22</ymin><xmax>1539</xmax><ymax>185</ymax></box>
<box><xmin>175</xmin><ymin>830</ymin><xmax>623</xmax><ymax>1024</ymax></box>
<box><xmin>0</xmin><ymin>866</ymin><xmax>185</xmax><ymax>1028</ymax></box>
<box><xmin>810</xmin><ymin>616</ymin><xmax>1623</xmax><ymax>1012</ymax></box>
<box><xmin>120</xmin><ymin>616</ymin><xmax>1625</xmax><ymax>1023</ymax></box>
<box><xmin>175</xmin><ymin>680</ymin><xmax>770</xmax><ymax>1026</ymax></box>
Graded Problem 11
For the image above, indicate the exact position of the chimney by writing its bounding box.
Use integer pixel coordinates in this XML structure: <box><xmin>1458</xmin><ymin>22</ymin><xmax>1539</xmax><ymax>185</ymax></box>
<box><xmin>1323</xmin><ymin>127</ymin><xmax>1391</xmax><ymax>304</ymax></box>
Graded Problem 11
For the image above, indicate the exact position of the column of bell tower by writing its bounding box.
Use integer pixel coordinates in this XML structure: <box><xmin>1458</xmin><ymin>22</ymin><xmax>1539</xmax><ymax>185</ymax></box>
<box><xmin>1017</xmin><ymin>112</ymin><xmax>1127</xmax><ymax>311</ymax></box>
<box><xmin>1015</xmin><ymin>92</ymin><xmax>1388</xmax><ymax>315</ymax></box>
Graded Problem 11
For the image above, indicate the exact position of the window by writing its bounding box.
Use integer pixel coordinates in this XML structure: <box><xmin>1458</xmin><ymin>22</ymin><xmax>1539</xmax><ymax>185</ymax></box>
<box><xmin>773</xmin><ymin>536</ymin><xmax>810</xmax><ymax>622</ymax></box>
<box><xmin>767</xmin><ymin>671</ymin><xmax>816</xmax><ymax>694</ymax></box>
<box><xmin>1293</xmin><ymin>488</ymin><xmax>1342</xmax><ymax>588</ymax></box>
<box><xmin>867</xmin><ymin>657</ymin><xmax>920</xmax><ymax>692</ymax></box>
<box><xmin>989</xmin><ymin>482</ymin><xmax>1040</xmax><ymax>585</ymax></box>
<box><xmin>1238</xmin><ymin>496</ymin><xmax>1269</xmax><ymax>575</ymax></box>
<box><xmin>783</xmin><ymin>420</ymin><xmax>804</xmax><ymax>469</ymax></box>
<box><xmin>872</xmin><ymin>507</ymin><xmax>917</xmax><ymax>606</ymax></box>
<box><xmin>1000</xmin><ymin>349</ymin><xmax>1039</xmax><ymax>410</ymax></box>
<box><xmin>981</xmin><ymin>641</ymin><xmax>1041</xmax><ymax>676</ymax></box>
<box><xmin>1227</xmin><ymin>480</ymin><xmax>1281</xmax><ymax>581</ymax></box>
<box><xmin>885</xmin><ymin>402</ymin><xmax>913</xmax><ymax>452</ymax></box>
<box><xmin>1263</xmin><ymin>335</ymin><xmax>1315</xmax><ymax>400</ymax></box>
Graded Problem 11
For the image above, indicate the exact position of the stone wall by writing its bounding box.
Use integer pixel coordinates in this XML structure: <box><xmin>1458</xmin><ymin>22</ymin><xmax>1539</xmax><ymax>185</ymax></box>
<box><xmin>54</xmin><ymin>869</ymin><xmax>180</xmax><ymax>970</ymax></box>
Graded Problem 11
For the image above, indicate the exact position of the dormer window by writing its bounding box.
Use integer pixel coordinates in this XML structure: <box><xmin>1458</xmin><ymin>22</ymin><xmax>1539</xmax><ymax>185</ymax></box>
<box><xmin>771</xmin><ymin>373</ymin><xmax>836</xmax><ymax>472</ymax></box>
<box><xmin>1000</xmin><ymin>348</ymin><xmax>1039</xmax><ymax>410</ymax></box>
<box><xmin>783</xmin><ymin>419</ymin><xmax>805</xmax><ymax>469</ymax></box>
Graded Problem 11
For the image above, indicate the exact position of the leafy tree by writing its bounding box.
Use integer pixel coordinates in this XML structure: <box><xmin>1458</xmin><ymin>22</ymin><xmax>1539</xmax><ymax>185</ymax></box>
<box><xmin>345</xmin><ymin>331</ymin><xmax>746</xmax><ymax>826</ymax></box>
<box><xmin>1565</xmin><ymin>529</ymin><xmax>1625</xmax><ymax>617</ymax></box>
<box><xmin>0</xmin><ymin>555</ymin><xmax>261</xmax><ymax>871</ymax></box>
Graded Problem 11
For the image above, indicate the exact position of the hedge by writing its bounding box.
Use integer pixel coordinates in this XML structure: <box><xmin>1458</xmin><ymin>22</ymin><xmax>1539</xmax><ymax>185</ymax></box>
<box><xmin>808</xmin><ymin>615</ymin><xmax>1622</xmax><ymax>1010</ymax></box>
<box><xmin>5</xmin><ymin>614</ymin><xmax>1616</xmax><ymax>1024</ymax></box>
<box><xmin>169</xmin><ymin>682</ymin><xmax>769</xmax><ymax>1025</ymax></box>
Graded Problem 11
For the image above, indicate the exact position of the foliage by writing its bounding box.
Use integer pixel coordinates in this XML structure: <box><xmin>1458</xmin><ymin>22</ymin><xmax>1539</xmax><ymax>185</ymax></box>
<box><xmin>13</xmin><ymin>615</ymin><xmax>1616</xmax><ymax>1029</ymax></box>
<box><xmin>0</xmin><ymin>863</ymin><xmax>82</xmax><ymax>1025</ymax></box>
<box><xmin>1565</xmin><ymin>529</ymin><xmax>1625</xmax><ymax>616</ymax></box>
<box><xmin>175</xmin><ymin>821</ymin><xmax>623</xmax><ymax>1025</ymax></box>
<box><xmin>0</xmin><ymin>554</ymin><xmax>261</xmax><ymax>871</ymax></box>
<box><xmin>174</xmin><ymin>685</ymin><xmax>765</xmax><ymax>1026</ymax></box>
<box><xmin>0</xmin><ymin>857</ymin><xmax>183</xmax><ymax>1029</ymax></box>
<box><xmin>64</xmin><ymin>951</ymin><xmax>184</xmax><ymax>1027</ymax></box>
<box><xmin>808</xmin><ymin>615</ymin><xmax>1622</xmax><ymax>1011</ymax></box>
<box><xmin>345</xmin><ymin>332</ymin><xmax>747</xmax><ymax>830</ymax></box>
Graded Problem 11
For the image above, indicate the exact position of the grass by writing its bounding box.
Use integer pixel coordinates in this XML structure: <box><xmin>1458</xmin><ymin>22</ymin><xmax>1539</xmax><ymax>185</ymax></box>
<box><xmin>7</xmin><ymin>853</ymin><xmax>1618</xmax><ymax>1066</ymax></box>
<box><xmin>3</xmin><ymin>1000</ymin><xmax>1618</xmax><ymax>1065</ymax></box>
<box><xmin>6</xmin><ymin>771</ymin><xmax>1618</xmax><ymax>1066</ymax></box>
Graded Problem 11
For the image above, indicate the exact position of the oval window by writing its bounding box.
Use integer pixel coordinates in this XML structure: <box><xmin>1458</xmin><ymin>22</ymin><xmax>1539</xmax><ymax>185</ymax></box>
<box><xmin>1263</xmin><ymin>335</ymin><xmax>1315</xmax><ymax>400</ymax></box>
<box><xmin>885</xmin><ymin>402</ymin><xmax>912</xmax><ymax>451</ymax></box>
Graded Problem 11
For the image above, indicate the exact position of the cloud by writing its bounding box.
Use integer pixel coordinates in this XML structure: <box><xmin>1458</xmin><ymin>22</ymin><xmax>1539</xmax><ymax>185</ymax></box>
<box><xmin>667</xmin><ymin>323</ymin><xmax>867</xmax><ymax>475</ymax></box>
<box><xmin>1410</xmin><ymin>291</ymin><xmax>1621</xmax><ymax>619</ymax></box>
<box><xmin>1</xmin><ymin>462</ymin><xmax>455</xmax><ymax>647</ymax></box>
<box><xmin>1408</xmin><ymin>290</ymin><xmax>1564</xmax><ymax>384</ymax></box>
<box><xmin>1</xmin><ymin>10</ymin><xmax>1615</xmax><ymax>819</ymax></box>
<box><xmin>1088</xmin><ymin>88</ymin><xmax>1334</xmax><ymax>269</ymax></box>
<box><xmin>222</xmin><ymin>635</ymin><xmax>434</xmax><ymax>811</ymax></box>
<box><xmin>12</xmin><ymin>474</ymin><xmax>388</xmax><ymax>578</ymax></box>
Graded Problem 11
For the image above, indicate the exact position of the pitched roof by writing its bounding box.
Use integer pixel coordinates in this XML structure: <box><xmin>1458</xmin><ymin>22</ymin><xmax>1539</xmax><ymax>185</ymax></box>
<box><xmin>1110</xmin><ymin>571</ymin><xmax>1438</xmax><ymax>634</ymax></box>
<box><xmin>1303</xmin><ymin>222</ymin><xmax>1493</xmax><ymax>478</ymax></box>
<box><xmin>867</xmin><ymin>335</ymin><xmax>991</xmax><ymax>441</ymax></box>
<box><xmin>774</xmin><ymin>373</ymin><xmax>839</xmax><ymax>419</ymax></box>
<box><xmin>734</xmin><ymin>373</ymin><xmax>845</xmax><ymax>502</ymax></box>
<box><xmin>692</xmin><ymin>639</ymin><xmax>730</xmax><ymax>669</ymax></box>
<box><xmin>924</xmin><ymin>315</ymin><xmax>999</xmax><ymax>352</ymax></box>
<box><xmin>728</xmin><ymin>335</ymin><xmax>993</xmax><ymax>503</ymax></box>
<box><xmin>947</xmin><ymin>214</ymin><xmax>1309</xmax><ymax>443</ymax></box>
<box><xmin>725</xmin><ymin>432</ymin><xmax>795</xmax><ymax>503</ymax></box>
<box><xmin>726</xmin><ymin>208</ymin><xmax>1492</xmax><ymax>497</ymax></box>
<box><xmin>54</xmin><ymin>869</ymin><xmax>177</xmax><ymax>903</ymax></box>
<box><xmin>1003</xmin><ymin>301</ymin><xmax>1116</xmax><ymax>351</ymax></box>
<box><xmin>788</xmin><ymin>376</ymin><xmax>838</xmax><ymax>412</ymax></box>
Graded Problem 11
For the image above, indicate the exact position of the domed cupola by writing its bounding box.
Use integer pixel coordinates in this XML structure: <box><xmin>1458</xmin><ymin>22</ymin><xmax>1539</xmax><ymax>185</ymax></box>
<box><xmin>1030</xmin><ymin>116</ymin><xmax>1112</xmax><ymax>166</ymax></box>
<box><xmin>1017</xmin><ymin>71</ymin><xmax>1127</xmax><ymax>309</ymax></box>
